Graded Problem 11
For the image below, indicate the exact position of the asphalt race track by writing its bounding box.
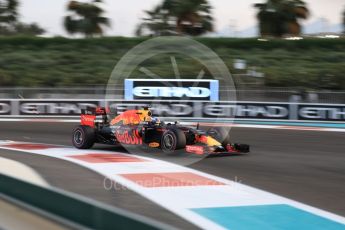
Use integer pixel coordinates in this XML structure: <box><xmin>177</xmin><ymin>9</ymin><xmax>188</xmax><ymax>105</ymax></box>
<box><xmin>1</xmin><ymin>121</ymin><xmax>344</xmax><ymax>227</ymax></box>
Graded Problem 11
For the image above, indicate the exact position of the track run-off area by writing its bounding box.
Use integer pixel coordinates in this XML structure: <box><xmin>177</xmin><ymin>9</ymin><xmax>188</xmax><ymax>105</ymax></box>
<box><xmin>0</xmin><ymin>120</ymin><xmax>345</xmax><ymax>229</ymax></box>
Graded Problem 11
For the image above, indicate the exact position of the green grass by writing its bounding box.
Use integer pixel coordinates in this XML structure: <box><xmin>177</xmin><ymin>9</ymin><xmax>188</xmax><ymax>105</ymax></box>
<box><xmin>0</xmin><ymin>36</ymin><xmax>344</xmax><ymax>89</ymax></box>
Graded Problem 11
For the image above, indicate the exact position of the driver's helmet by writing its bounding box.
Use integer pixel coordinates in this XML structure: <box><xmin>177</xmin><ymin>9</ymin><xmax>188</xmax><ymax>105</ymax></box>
<box><xmin>151</xmin><ymin>117</ymin><xmax>161</xmax><ymax>125</ymax></box>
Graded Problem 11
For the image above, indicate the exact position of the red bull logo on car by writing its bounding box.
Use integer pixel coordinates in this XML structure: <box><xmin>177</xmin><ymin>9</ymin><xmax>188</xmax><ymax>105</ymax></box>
<box><xmin>115</xmin><ymin>130</ymin><xmax>142</xmax><ymax>145</ymax></box>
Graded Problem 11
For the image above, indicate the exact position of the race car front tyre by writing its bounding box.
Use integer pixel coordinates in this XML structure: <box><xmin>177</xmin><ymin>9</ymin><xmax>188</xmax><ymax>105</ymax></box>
<box><xmin>207</xmin><ymin>127</ymin><xmax>231</xmax><ymax>146</ymax></box>
<box><xmin>72</xmin><ymin>125</ymin><xmax>95</xmax><ymax>149</ymax></box>
<box><xmin>161</xmin><ymin>129</ymin><xmax>186</xmax><ymax>153</ymax></box>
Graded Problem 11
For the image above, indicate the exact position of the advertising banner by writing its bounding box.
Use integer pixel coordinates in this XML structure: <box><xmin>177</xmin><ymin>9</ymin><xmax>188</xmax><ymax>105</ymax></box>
<box><xmin>298</xmin><ymin>104</ymin><xmax>345</xmax><ymax>121</ymax></box>
<box><xmin>1</xmin><ymin>99</ymin><xmax>345</xmax><ymax>122</ymax></box>
<box><xmin>201</xmin><ymin>102</ymin><xmax>290</xmax><ymax>120</ymax></box>
<box><xmin>124</xmin><ymin>79</ymin><xmax>219</xmax><ymax>101</ymax></box>
<box><xmin>0</xmin><ymin>101</ymin><xmax>11</xmax><ymax>115</ymax></box>
<box><xmin>18</xmin><ymin>100</ymin><xmax>103</xmax><ymax>116</ymax></box>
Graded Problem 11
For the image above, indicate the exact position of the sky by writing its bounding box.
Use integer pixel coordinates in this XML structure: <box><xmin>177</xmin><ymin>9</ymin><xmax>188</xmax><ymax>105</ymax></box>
<box><xmin>19</xmin><ymin>0</ymin><xmax>345</xmax><ymax>37</ymax></box>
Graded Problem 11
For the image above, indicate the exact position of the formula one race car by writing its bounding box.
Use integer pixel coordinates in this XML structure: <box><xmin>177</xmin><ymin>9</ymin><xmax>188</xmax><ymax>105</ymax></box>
<box><xmin>72</xmin><ymin>107</ymin><xmax>249</xmax><ymax>156</ymax></box>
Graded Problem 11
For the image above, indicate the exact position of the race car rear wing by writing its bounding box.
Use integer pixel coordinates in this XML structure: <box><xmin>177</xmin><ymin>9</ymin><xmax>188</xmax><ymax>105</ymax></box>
<box><xmin>80</xmin><ymin>107</ymin><xmax>110</xmax><ymax>127</ymax></box>
<box><xmin>81</xmin><ymin>107</ymin><xmax>109</xmax><ymax>116</ymax></box>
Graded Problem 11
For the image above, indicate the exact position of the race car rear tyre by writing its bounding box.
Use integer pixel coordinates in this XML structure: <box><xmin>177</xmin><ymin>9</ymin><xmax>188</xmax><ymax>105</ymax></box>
<box><xmin>208</xmin><ymin>127</ymin><xmax>231</xmax><ymax>146</ymax></box>
<box><xmin>161</xmin><ymin>129</ymin><xmax>186</xmax><ymax>153</ymax></box>
<box><xmin>72</xmin><ymin>125</ymin><xmax>95</xmax><ymax>149</ymax></box>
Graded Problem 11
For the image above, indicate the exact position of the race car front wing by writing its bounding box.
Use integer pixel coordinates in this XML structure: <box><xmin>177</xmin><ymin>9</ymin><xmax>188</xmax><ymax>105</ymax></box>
<box><xmin>186</xmin><ymin>144</ymin><xmax>250</xmax><ymax>156</ymax></box>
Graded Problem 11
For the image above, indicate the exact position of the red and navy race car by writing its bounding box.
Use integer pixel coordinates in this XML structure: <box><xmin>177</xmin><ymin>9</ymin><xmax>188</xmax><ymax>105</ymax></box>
<box><xmin>72</xmin><ymin>107</ymin><xmax>249</xmax><ymax>156</ymax></box>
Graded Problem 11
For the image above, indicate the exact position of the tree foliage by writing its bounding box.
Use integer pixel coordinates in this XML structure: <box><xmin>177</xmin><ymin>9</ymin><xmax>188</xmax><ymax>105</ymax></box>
<box><xmin>0</xmin><ymin>37</ymin><xmax>344</xmax><ymax>89</ymax></box>
<box><xmin>0</xmin><ymin>22</ymin><xmax>45</xmax><ymax>36</ymax></box>
<box><xmin>254</xmin><ymin>0</ymin><xmax>309</xmax><ymax>37</ymax></box>
<box><xmin>137</xmin><ymin>0</ymin><xmax>213</xmax><ymax>36</ymax></box>
<box><xmin>64</xmin><ymin>0</ymin><xmax>110</xmax><ymax>37</ymax></box>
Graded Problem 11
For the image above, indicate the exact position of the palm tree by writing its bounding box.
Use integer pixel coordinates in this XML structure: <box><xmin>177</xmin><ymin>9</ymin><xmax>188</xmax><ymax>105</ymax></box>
<box><xmin>64</xmin><ymin>0</ymin><xmax>110</xmax><ymax>37</ymax></box>
<box><xmin>254</xmin><ymin>0</ymin><xmax>309</xmax><ymax>37</ymax></box>
<box><xmin>0</xmin><ymin>0</ymin><xmax>18</xmax><ymax>28</ymax></box>
<box><xmin>137</xmin><ymin>0</ymin><xmax>213</xmax><ymax>36</ymax></box>
<box><xmin>136</xmin><ymin>5</ymin><xmax>175</xmax><ymax>36</ymax></box>
<box><xmin>162</xmin><ymin>0</ymin><xmax>213</xmax><ymax>36</ymax></box>
<box><xmin>0</xmin><ymin>0</ymin><xmax>44</xmax><ymax>36</ymax></box>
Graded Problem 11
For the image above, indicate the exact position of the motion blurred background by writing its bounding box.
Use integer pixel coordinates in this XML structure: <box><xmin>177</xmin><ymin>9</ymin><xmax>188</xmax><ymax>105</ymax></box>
<box><xmin>1</xmin><ymin>2</ymin><xmax>345</xmax><ymax>229</ymax></box>
<box><xmin>0</xmin><ymin>0</ymin><xmax>344</xmax><ymax>101</ymax></box>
